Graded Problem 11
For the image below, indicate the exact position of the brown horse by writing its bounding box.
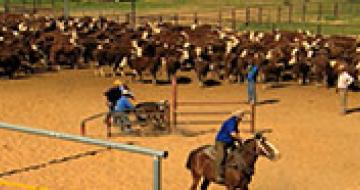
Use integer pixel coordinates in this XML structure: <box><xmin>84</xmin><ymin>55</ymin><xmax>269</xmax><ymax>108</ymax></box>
<box><xmin>186</xmin><ymin>131</ymin><xmax>280</xmax><ymax>190</ymax></box>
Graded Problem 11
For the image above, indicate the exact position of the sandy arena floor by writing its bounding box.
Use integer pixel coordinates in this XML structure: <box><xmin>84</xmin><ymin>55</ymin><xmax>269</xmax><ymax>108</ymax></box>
<box><xmin>0</xmin><ymin>70</ymin><xmax>359</xmax><ymax>190</ymax></box>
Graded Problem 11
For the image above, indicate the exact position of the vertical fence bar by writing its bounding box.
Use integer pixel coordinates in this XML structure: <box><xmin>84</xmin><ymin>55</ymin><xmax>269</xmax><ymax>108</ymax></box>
<box><xmin>258</xmin><ymin>7</ymin><xmax>262</xmax><ymax>24</ymax></box>
<box><xmin>317</xmin><ymin>2</ymin><xmax>322</xmax><ymax>34</ymax></box>
<box><xmin>232</xmin><ymin>8</ymin><xmax>236</xmax><ymax>30</ymax></box>
<box><xmin>63</xmin><ymin>0</ymin><xmax>69</xmax><ymax>18</ymax></box>
<box><xmin>193</xmin><ymin>12</ymin><xmax>198</xmax><ymax>24</ymax></box>
<box><xmin>218</xmin><ymin>10</ymin><xmax>222</xmax><ymax>27</ymax></box>
<box><xmin>131</xmin><ymin>0</ymin><xmax>136</xmax><ymax>29</ymax></box>
<box><xmin>4</xmin><ymin>0</ymin><xmax>9</xmax><ymax>13</ymax></box>
<box><xmin>153</xmin><ymin>156</ymin><xmax>161</xmax><ymax>190</ymax></box>
<box><xmin>334</xmin><ymin>2</ymin><xmax>339</xmax><ymax>19</ymax></box>
<box><xmin>288</xmin><ymin>4</ymin><xmax>293</xmax><ymax>23</ymax></box>
<box><xmin>245</xmin><ymin>7</ymin><xmax>250</xmax><ymax>26</ymax></box>
<box><xmin>251</xmin><ymin>103</ymin><xmax>256</xmax><ymax>133</ymax></box>
<box><xmin>277</xmin><ymin>6</ymin><xmax>281</xmax><ymax>23</ymax></box>
<box><xmin>302</xmin><ymin>3</ymin><xmax>306</xmax><ymax>23</ymax></box>
<box><xmin>174</xmin><ymin>13</ymin><xmax>179</xmax><ymax>25</ymax></box>
<box><xmin>171</xmin><ymin>76</ymin><xmax>177</xmax><ymax>131</ymax></box>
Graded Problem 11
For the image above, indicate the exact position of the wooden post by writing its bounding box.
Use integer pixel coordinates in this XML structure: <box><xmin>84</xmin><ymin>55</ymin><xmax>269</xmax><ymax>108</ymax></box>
<box><xmin>193</xmin><ymin>12</ymin><xmax>198</xmax><ymax>24</ymax></box>
<box><xmin>317</xmin><ymin>2</ymin><xmax>322</xmax><ymax>34</ymax></box>
<box><xmin>171</xmin><ymin>76</ymin><xmax>177</xmax><ymax>132</ymax></box>
<box><xmin>131</xmin><ymin>0</ymin><xmax>136</xmax><ymax>29</ymax></box>
<box><xmin>334</xmin><ymin>2</ymin><xmax>339</xmax><ymax>19</ymax></box>
<box><xmin>277</xmin><ymin>6</ymin><xmax>282</xmax><ymax>23</ymax></box>
<box><xmin>250</xmin><ymin>103</ymin><xmax>256</xmax><ymax>133</ymax></box>
<box><xmin>288</xmin><ymin>4</ymin><xmax>293</xmax><ymax>23</ymax></box>
<box><xmin>302</xmin><ymin>3</ymin><xmax>306</xmax><ymax>23</ymax></box>
<box><xmin>165</xmin><ymin>102</ymin><xmax>171</xmax><ymax>133</ymax></box>
<box><xmin>106</xmin><ymin>115</ymin><xmax>112</xmax><ymax>138</ymax></box>
<box><xmin>125</xmin><ymin>13</ymin><xmax>130</xmax><ymax>23</ymax></box>
<box><xmin>174</xmin><ymin>13</ymin><xmax>179</xmax><ymax>25</ymax></box>
<box><xmin>4</xmin><ymin>0</ymin><xmax>9</xmax><ymax>13</ymax></box>
<box><xmin>245</xmin><ymin>7</ymin><xmax>250</xmax><ymax>26</ymax></box>
<box><xmin>218</xmin><ymin>10</ymin><xmax>223</xmax><ymax>28</ymax></box>
<box><xmin>258</xmin><ymin>7</ymin><xmax>263</xmax><ymax>24</ymax></box>
<box><xmin>81</xmin><ymin>123</ymin><xmax>86</xmax><ymax>136</ymax></box>
<box><xmin>232</xmin><ymin>8</ymin><xmax>236</xmax><ymax>30</ymax></box>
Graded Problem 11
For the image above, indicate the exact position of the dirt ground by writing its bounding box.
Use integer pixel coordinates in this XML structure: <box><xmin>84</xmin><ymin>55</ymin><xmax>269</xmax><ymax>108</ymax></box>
<box><xmin>0</xmin><ymin>70</ymin><xmax>359</xmax><ymax>190</ymax></box>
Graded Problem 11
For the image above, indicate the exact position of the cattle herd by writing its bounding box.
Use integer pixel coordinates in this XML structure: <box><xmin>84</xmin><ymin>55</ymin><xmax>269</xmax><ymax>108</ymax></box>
<box><xmin>1</xmin><ymin>13</ymin><xmax>360</xmax><ymax>87</ymax></box>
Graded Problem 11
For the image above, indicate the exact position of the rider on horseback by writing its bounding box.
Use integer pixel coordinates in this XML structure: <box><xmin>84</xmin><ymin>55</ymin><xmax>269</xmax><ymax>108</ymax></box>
<box><xmin>215</xmin><ymin>110</ymin><xmax>245</xmax><ymax>183</ymax></box>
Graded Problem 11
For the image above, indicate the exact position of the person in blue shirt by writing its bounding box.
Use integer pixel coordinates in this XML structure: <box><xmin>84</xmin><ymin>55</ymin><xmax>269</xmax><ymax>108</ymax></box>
<box><xmin>247</xmin><ymin>63</ymin><xmax>258</xmax><ymax>104</ymax></box>
<box><xmin>215</xmin><ymin>110</ymin><xmax>245</xmax><ymax>182</ymax></box>
<box><xmin>114</xmin><ymin>89</ymin><xmax>137</xmax><ymax>132</ymax></box>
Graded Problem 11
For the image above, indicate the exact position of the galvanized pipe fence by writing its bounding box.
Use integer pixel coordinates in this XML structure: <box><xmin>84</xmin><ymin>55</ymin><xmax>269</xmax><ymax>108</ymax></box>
<box><xmin>0</xmin><ymin>121</ymin><xmax>168</xmax><ymax>190</ymax></box>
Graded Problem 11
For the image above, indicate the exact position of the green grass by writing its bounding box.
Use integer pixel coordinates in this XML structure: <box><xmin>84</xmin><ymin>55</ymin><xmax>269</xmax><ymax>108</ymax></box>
<box><xmin>3</xmin><ymin>0</ymin><xmax>360</xmax><ymax>34</ymax></box>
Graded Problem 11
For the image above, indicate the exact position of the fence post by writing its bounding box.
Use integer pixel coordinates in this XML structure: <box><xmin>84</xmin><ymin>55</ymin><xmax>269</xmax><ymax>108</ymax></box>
<box><xmin>258</xmin><ymin>7</ymin><xmax>263</xmax><ymax>24</ymax></box>
<box><xmin>302</xmin><ymin>3</ymin><xmax>307</xmax><ymax>23</ymax></box>
<box><xmin>174</xmin><ymin>13</ymin><xmax>179</xmax><ymax>25</ymax></box>
<box><xmin>245</xmin><ymin>7</ymin><xmax>250</xmax><ymax>26</ymax></box>
<box><xmin>153</xmin><ymin>156</ymin><xmax>162</xmax><ymax>190</ymax></box>
<box><xmin>131</xmin><ymin>0</ymin><xmax>136</xmax><ymax>29</ymax></box>
<box><xmin>317</xmin><ymin>2</ymin><xmax>322</xmax><ymax>34</ymax></box>
<box><xmin>232</xmin><ymin>9</ymin><xmax>236</xmax><ymax>30</ymax></box>
<box><xmin>4</xmin><ymin>0</ymin><xmax>9</xmax><ymax>13</ymax></box>
<box><xmin>277</xmin><ymin>6</ymin><xmax>282</xmax><ymax>23</ymax></box>
<box><xmin>171</xmin><ymin>76</ymin><xmax>177</xmax><ymax>132</ymax></box>
<box><xmin>193</xmin><ymin>12</ymin><xmax>198</xmax><ymax>24</ymax></box>
<box><xmin>158</xmin><ymin>15</ymin><xmax>163</xmax><ymax>23</ymax></box>
<box><xmin>334</xmin><ymin>2</ymin><xmax>339</xmax><ymax>19</ymax></box>
<box><xmin>251</xmin><ymin>103</ymin><xmax>256</xmax><ymax>133</ymax></box>
<box><xmin>288</xmin><ymin>3</ymin><xmax>293</xmax><ymax>23</ymax></box>
<box><xmin>218</xmin><ymin>10</ymin><xmax>223</xmax><ymax>28</ymax></box>
<box><xmin>125</xmin><ymin>13</ymin><xmax>130</xmax><ymax>23</ymax></box>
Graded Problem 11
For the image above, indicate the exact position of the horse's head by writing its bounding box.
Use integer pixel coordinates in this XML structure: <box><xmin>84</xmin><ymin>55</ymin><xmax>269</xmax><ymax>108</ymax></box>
<box><xmin>239</xmin><ymin>129</ymin><xmax>280</xmax><ymax>161</ymax></box>
<box><xmin>252</xmin><ymin>129</ymin><xmax>280</xmax><ymax>161</ymax></box>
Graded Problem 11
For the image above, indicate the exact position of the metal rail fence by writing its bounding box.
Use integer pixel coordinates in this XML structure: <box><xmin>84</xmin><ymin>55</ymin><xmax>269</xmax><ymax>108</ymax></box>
<box><xmin>0</xmin><ymin>121</ymin><xmax>168</xmax><ymax>190</ymax></box>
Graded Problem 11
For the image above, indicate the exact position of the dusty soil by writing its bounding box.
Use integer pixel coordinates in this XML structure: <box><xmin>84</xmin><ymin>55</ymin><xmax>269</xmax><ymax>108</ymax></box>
<box><xmin>0</xmin><ymin>70</ymin><xmax>359</xmax><ymax>190</ymax></box>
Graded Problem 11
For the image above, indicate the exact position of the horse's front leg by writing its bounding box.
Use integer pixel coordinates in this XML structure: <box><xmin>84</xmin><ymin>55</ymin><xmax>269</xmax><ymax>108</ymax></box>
<box><xmin>200</xmin><ymin>178</ymin><xmax>210</xmax><ymax>190</ymax></box>
<box><xmin>190</xmin><ymin>173</ymin><xmax>201</xmax><ymax>190</ymax></box>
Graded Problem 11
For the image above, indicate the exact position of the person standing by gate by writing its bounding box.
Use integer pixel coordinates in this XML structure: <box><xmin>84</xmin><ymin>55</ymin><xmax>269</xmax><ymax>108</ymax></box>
<box><xmin>247</xmin><ymin>63</ymin><xmax>258</xmax><ymax>104</ymax></box>
<box><xmin>337</xmin><ymin>65</ymin><xmax>354</xmax><ymax>115</ymax></box>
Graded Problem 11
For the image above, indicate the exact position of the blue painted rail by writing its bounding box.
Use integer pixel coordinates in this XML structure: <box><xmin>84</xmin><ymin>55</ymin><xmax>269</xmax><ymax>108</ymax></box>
<box><xmin>0</xmin><ymin>121</ymin><xmax>168</xmax><ymax>190</ymax></box>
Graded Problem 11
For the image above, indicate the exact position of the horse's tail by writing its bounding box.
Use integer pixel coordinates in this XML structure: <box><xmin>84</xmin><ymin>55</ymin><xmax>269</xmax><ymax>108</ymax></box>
<box><xmin>186</xmin><ymin>145</ymin><xmax>212</xmax><ymax>170</ymax></box>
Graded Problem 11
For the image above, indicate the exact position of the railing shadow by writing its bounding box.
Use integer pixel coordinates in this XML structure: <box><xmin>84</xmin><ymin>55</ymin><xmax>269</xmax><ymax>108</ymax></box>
<box><xmin>347</xmin><ymin>107</ymin><xmax>360</xmax><ymax>114</ymax></box>
<box><xmin>0</xmin><ymin>148</ymin><xmax>111</xmax><ymax>177</ymax></box>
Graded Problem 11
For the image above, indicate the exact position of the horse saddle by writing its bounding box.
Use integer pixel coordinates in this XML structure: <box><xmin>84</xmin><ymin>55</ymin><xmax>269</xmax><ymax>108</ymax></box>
<box><xmin>203</xmin><ymin>145</ymin><xmax>216</xmax><ymax>160</ymax></box>
<box><xmin>203</xmin><ymin>145</ymin><xmax>233</xmax><ymax>160</ymax></box>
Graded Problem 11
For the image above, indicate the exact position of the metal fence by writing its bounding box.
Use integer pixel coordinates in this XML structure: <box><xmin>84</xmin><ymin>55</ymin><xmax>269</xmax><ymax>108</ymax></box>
<box><xmin>2</xmin><ymin>1</ymin><xmax>360</xmax><ymax>34</ymax></box>
<box><xmin>0</xmin><ymin>121</ymin><xmax>168</xmax><ymax>190</ymax></box>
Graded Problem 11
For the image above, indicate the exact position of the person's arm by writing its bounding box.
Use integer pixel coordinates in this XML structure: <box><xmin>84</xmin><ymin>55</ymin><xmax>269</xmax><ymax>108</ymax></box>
<box><xmin>229</xmin><ymin>119</ymin><xmax>242</xmax><ymax>142</ymax></box>
<box><xmin>346</xmin><ymin>73</ymin><xmax>354</xmax><ymax>86</ymax></box>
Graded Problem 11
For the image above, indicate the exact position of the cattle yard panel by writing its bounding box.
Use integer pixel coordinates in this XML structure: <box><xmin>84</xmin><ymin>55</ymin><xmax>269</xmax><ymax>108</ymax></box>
<box><xmin>170</xmin><ymin>76</ymin><xmax>256</xmax><ymax>133</ymax></box>
<box><xmin>0</xmin><ymin>121</ymin><xmax>168</xmax><ymax>190</ymax></box>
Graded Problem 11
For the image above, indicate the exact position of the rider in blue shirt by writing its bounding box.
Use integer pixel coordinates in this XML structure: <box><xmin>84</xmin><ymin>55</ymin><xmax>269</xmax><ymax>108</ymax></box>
<box><xmin>215</xmin><ymin>110</ymin><xmax>245</xmax><ymax>182</ymax></box>
<box><xmin>115</xmin><ymin>90</ymin><xmax>137</xmax><ymax>132</ymax></box>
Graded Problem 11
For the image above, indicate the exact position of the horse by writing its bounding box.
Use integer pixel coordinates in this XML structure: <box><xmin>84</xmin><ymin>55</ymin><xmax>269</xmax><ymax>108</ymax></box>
<box><xmin>186</xmin><ymin>130</ymin><xmax>280</xmax><ymax>190</ymax></box>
